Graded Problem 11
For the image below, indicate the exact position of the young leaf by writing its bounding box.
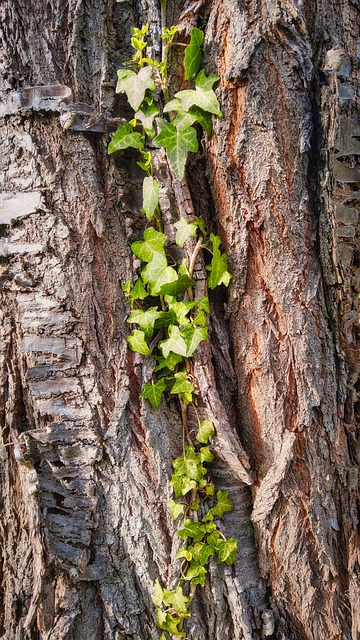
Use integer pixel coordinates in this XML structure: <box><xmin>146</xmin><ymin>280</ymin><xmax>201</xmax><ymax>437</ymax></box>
<box><xmin>126</xmin><ymin>329</ymin><xmax>150</xmax><ymax>356</ymax></box>
<box><xmin>141</xmin><ymin>378</ymin><xmax>167</xmax><ymax>408</ymax></box>
<box><xmin>182</xmin><ymin>324</ymin><xmax>208</xmax><ymax>357</ymax></box>
<box><xmin>206</xmin><ymin>233</ymin><xmax>232</xmax><ymax>289</ymax></box>
<box><xmin>191</xmin><ymin>542</ymin><xmax>215</xmax><ymax>566</ymax></box>
<box><xmin>184</xmin><ymin>28</ymin><xmax>204</xmax><ymax>80</ymax></box>
<box><xmin>177</xmin><ymin>520</ymin><xmax>206</xmax><ymax>543</ymax></box>
<box><xmin>162</xmin><ymin>586</ymin><xmax>190</xmax><ymax>615</ymax></box>
<box><xmin>174</xmin><ymin>218</ymin><xmax>198</xmax><ymax>247</ymax></box>
<box><xmin>128</xmin><ymin>278</ymin><xmax>148</xmax><ymax>302</ymax></box>
<box><xmin>176</xmin><ymin>547</ymin><xmax>192</xmax><ymax>561</ymax></box>
<box><xmin>170</xmin><ymin>371</ymin><xmax>195</xmax><ymax>397</ymax></box>
<box><xmin>197</xmin><ymin>296</ymin><xmax>210</xmax><ymax>313</ymax></box>
<box><xmin>141</xmin><ymin>176</ymin><xmax>159</xmax><ymax>221</ymax></box>
<box><xmin>158</xmin><ymin>274</ymin><xmax>196</xmax><ymax>296</ymax></box>
<box><xmin>216</xmin><ymin>538</ymin><xmax>238</xmax><ymax>566</ymax></box>
<box><xmin>156</xmin><ymin>609</ymin><xmax>185</xmax><ymax>637</ymax></box>
<box><xmin>199</xmin><ymin>446</ymin><xmax>214</xmax><ymax>463</ymax></box>
<box><xmin>131</xmin><ymin>227</ymin><xmax>166</xmax><ymax>262</ymax></box>
<box><xmin>196</xmin><ymin>419</ymin><xmax>215</xmax><ymax>444</ymax></box>
<box><xmin>151</xmin><ymin>579</ymin><xmax>164</xmax><ymax>607</ymax></box>
<box><xmin>154</xmin><ymin>118</ymin><xmax>198</xmax><ymax>180</ymax></box>
<box><xmin>116</xmin><ymin>66</ymin><xmax>155</xmax><ymax>111</ymax></box>
<box><xmin>189</xmin><ymin>105</ymin><xmax>212</xmax><ymax>135</ymax></box>
<box><xmin>108</xmin><ymin>122</ymin><xmax>144</xmax><ymax>154</ymax></box>
<box><xmin>183</xmin><ymin>562</ymin><xmax>207</xmax><ymax>585</ymax></box>
<box><xmin>195</xmin><ymin>69</ymin><xmax>220</xmax><ymax>91</ymax></box>
<box><xmin>154</xmin><ymin>310</ymin><xmax>178</xmax><ymax>330</ymax></box>
<box><xmin>137</xmin><ymin>149</ymin><xmax>153</xmax><ymax>173</ymax></box>
<box><xmin>203</xmin><ymin>490</ymin><xmax>233</xmax><ymax>521</ymax></box>
<box><xmin>160</xmin><ymin>326</ymin><xmax>188</xmax><ymax>358</ymax></box>
<box><xmin>127</xmin><ymin>306</ymin><xmax>160</xmax><ymax>338</ymax></box>
<box><xmin>142</xmin><ymin>253</ymin><xmax>178</xmax><ymax>295</ymax></box>
<box><xmin>135</xmin><ymin>103</ymin><xmax>160</xmax><ymax>137</ymax></box>
<box><xmin>154</xmin><ymin>352</ymin><xmax>183</xmax><ymax>372</ymax></box>
<box><xmin>167</xmin><ymin>499</ymin><xmax>185</xmax><ymax>520</ymax></box>
<box><xmin>175</xmin><ymin>87</ymin><xmax>222</xmax><ymax>118</ymax></box>
<box><xmin>168</xmin><ymin>300</ymin><xmax>197</xmax><ymax>325</ymax></box>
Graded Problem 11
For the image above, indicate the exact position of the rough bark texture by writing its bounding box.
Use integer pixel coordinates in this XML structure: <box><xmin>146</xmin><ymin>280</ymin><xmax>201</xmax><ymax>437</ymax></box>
<box><xmin>0</xmin><ymin>1</ymin><xmax>358</xmax><ymax>639</ymax></box>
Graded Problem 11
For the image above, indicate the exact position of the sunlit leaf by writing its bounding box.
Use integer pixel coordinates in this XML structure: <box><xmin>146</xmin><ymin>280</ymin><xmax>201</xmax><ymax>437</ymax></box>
<box><xmin>174</xmin><ymin>218</ymin><xmax>198</xmax><ymax>247</ymax></box>
<box><xmin>167</xmin><ymin>499</ymin><xmax>185</xmax><ymax>520</ymax></box>
<box><xmin>141</xmin><ymin>176</ymin><xmax>159</xmax><ymax>221</ymax></box>
<box><xmin>126</xmin><ymin>329</ymin><xmax>150</xmax><ymax>356</ymax></box>
<box><xmin>141</xmin><ymin>378</ymin><xmax>166</xmax><ymax>408</ymax></box>
<box><xmin>184</xmin><ymin>28</ymin><xmax>204</xmax><ymax>80</ymax></box>
<box><xmin>196</xmin><ymin>419</ymin><xmax>215</xmax><ymax>444</ymax></box>
<box><xmin>154</xmin><ymin>118</ymin><xmax>198</xmax><ymax>179</ymax></box>
<box><xmin>108</xmin><ymin>122</ymin><xmax>144</xmax><ymax>154</ymax></box>
<box><xmin>131</xmin><ymin>227</ymin><xmax>166</xmax><ymax>262</ymax></box>
<box><xmin>116</xmin><ymin>66</ymin><xmax>155</xmax><ymax>111</ymax></box>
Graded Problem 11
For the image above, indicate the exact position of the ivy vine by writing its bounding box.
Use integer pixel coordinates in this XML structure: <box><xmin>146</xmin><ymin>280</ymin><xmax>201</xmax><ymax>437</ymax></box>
<box><xmin>109</xmin><ymin>21</ymin><xmax>236</xmax><ymax>639</ymax></box>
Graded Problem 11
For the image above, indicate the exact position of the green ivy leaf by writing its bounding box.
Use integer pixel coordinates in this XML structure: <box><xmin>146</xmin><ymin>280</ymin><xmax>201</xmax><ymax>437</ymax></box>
<box><xmin>168</xmin><ymin>300</ymin><xmax>197</xmax><ymax>325</ymax></box>
<box><xmin>199</xmin><ymin>446</ymin><xmax>214</xmax><ymax>463</ymax></box>
<box><xmin>196</xmin><ymin>419</ymin><xmax>215</xmax><ymax>444</ymax></box>
<box><xmin>162</xmin><ymin>586</ymin><xmax>190</xmax><ymax>615</ymax></box>
<box><xmin>116</xmin><ymin>66</ymin><xmax>155</xmax><ymax>111</ymax></box>
<box><xmin>108</xmin><ymin>122</ymin><xmax>144</xmax><ymax>154</ymax></box>
<box><xmin>216</xmin><ymin>538</ymin><xmax>238</xmax><ymax>566</ymax></box>
<box><xmin>189</xmin><ymin>105</ymin><xmax>213</xmax><ymax>135</ymax></box>
<box><xmin>142</xmin><ymin>254</ymin><xmax>178</xmax><ymax>295</ymax></box>
<box><xmin>205</xmin><ymin>482</ymin><xmax>215</xmax><ymax>496</ymax></box>
<box><xmin>160</xmin><ymin>326</ymin><xmax>188</xmax><ymax>358</ymax></box>
<box><xmin>131</xmin><ymin>227</ymin><xmax>166</xmax><ymax>262</ymax></box>
<box><xmin>183</xmin><ymin>562</ymin><xmax>207</xmax><ymax>585</ymax></box>
<box><xmin>184</xmin><ymin>28</ymin><xmax>204</xmax><ymax>80</ymax></box>
<box><xmin>206</xmin><ymin>233</ymin><xmax>232</xmax><ymax>289</ymax></box>
<box><xmin>156</xmin><ymin>609</ymin><xmax>185</xmax><ymax>637</ymax></box>
<box><xmin>128</xmin><ymin>278</ymin><xmax>148</xmax><ymax>302</ymax></box>
<box><xmin>135</xmin><ymin>103</ymin><xmax>160</xmax><ymax>137</ymax></box>
<box><xmin>128</xmin><ymin>306</ymin><xmax>160</xmax><ymax>338</ymax></box>
<box><xmin>177</xmin><ymin>520</ymin><xmax>206</xmax><ymax>543</ymax></box>
<box><xmin>175</xmin><ymin>87</ymin><xmax>222</xmax><ymax>118</ymax></box>
<box><xmin>207</xmin><ymin>530</ymin><xmax>220</xmax><ymax>546</ymax></box>
<box><xmin>195</xmin><ymin>69</ymin><xmax>220</xmax><ymax>91</ymax></box>
<box><xmin>154</xmin><ymin>352</ymin><xmax>183</xmax><ymax>372</ymax></box>
<box><xmin>154</xmin><ymin>118</ymin><xmax>198</xmax><ymax>180</ymax></box>
<box><xmin>173</xmin><ymin>110</ymin><xmax>198</xmax><ymax>132</ymax></box>
<box><xmin>191</xmin><ymin>542</ymin><xmax>215</xmax><ymax>566</ymax></box>
<box><xmin>203</xmin><ymin>490</ymin><xmax>233</xmax><ymax>521</ymax></box>
<box><xmin>176</xmin><ymin>547</ymin><xmax>192</xmax><ymax>561</ymax></box>
<box><xmin>141</xmin><ymin>378</ymin><xmax>167</xmax><ymax>408</ymax></box>
<box><xmin>167</xmin><ymin>499</ymin><xmax>185</xmax><ymax>520</ymax></box>
<box><xmin>170</xmin><ymin>371</ymin><xmax>195</xmax><ymax>401</ymax></box>
<box><xmin>141</xmin><ymin>176</ymin><xmax>159</xmax><ymax>221</ymax></box>
<box><xmin>126</xmin><ymin>329</ymin><xmax>150</xmax><ymax>356</ymax></box>
<box><xmin>182</xmin><ymin>324</ymin><xmax>208</xmax><ymax>357</ymax></box>
<box><xmin>174</xmin><ymin>218</ymin><xmax>198</xmax><ymax>247</ymax></box>
<box><xmin>137</xmin><ymin>149</ymin><xmax>153</xmax><ymax>173</ymax></box>
<box><xmin>158</xmin><ymin>274</ymin><xmax>196</xmax><ymax>296</ymax></box>
<box><xmin>151</xmin><ymin>579</ymin><xmax>164</xmax><ymax>607</ymax></box>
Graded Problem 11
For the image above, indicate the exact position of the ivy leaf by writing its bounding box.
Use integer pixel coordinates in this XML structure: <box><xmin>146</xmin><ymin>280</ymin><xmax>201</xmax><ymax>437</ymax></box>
<box><xmin>141</xmin><ymin>176</ymin><xmax>159</xmax><ymax>221</ymax></box>
<box><xmin>173</xmin><ymin>110</ymin><xmax>198</xmax><ymax>132</ymax></box>
<box><xmin>168</xmin><ymin>300</ymin><xmax>197</xmax><ymax>325</ymax></box>
<box><xmin>174</xmin><ymin>218</ymin><xmax>198</xmax><ymax>247</ymax></box>
<box><xmin>206</xmin><ymin>233</ymin><xmax>232</xmax><ymax>289</ymax></box>
<box><xmin>127</xmin><ymin>306</ymin><xmax>160</xmax><ymax>338</ymax></box>
<box><xmin>171</xmin><ymin>474</ymin><xmax>197</xmax><ymax>498</ymax></box>
<box><xmin>116</xmin><ymin>66</ymin><xmax>155</xmax><ymax>111</ymax></box>
<box><xmin>206</xmin><ymin>482</ymin><xmax>215</xmax><ymax>496</ymax></box>
<box><xmin>151</xmin><ymin>579</ymin><xmax>164</xmax><ymax>607</ymax></box>
<box><xmin>175</xmin><ymin>87</ymin><xmax>222</xmax><ymax>118</ymax></box>
<box><xmin>216</xmin><ymin>538</ymin><xmax>238</xmax><ymax>566</ymax></box>
<box><xmin>176</xmin><ymin>547</ymin><xmax>192</xmax><ymax>561</ymax></box>
<box><xmin>199</xmin><ymin>446</ymin><xmax>214</xmax><ymax>463</ymax></box>
<box><xmin>177</xmin><ymin>520</ymin><xmax>206</xmax><ymax>543</ymax></box>
<box><xmin>183</xmin><ymin>562</ymin><xmax>207</xmax><ymax>585</ymax></box>
<box><xmin>182</xmin><ymin>324</ymin><xmax>208</xmax><ymax>357</ymax></box>
<box><xmin>135</xmin><ymin>103</ymin><xmax>160</xmax><ymax>137</ymax></box>
<box><xmin>163</xmin><ymin>97</ymin><xmax>182</xmax><ymax>113</ymax></box>
<box><xmin>184</xmin><ymin>27</ymin><xmax>204</xmax><ymax>80</ymax></box>
<box><xmin>156</xmin><ymin>609</ymin><xmax>185</xmax><ymax>637</ymax></box>
<box><xmin>203</xmin><ymin>490</ymin><xmax>233</xmax><ymax>521</ymax></box>
<box><xmin>207</xmin><ymin>530</ymin><xmax>220</xmax><ymax>546</ymax></box>
<box><xmin>126</xmin><ymin>329</ymin><xmax>150</xmax><ymax>356</ymax></box>
<box><xmin>108</xmin><ymin>122</ymin><xmax>144</xmax><ymax>154</ymax></box>
<box><xmin>189</xmin><ymin>105</ymin><xmax>213</xmax><ymax>135</ymax></box>
<box><xmin>137</xmin><ymin>149</ymin><xmax>153</xmax><ymax>173</ymax></box>
<box><xmin>154</xmin><ymin>118</ymin><xmax>198</xmax><ymax>180</ymax></box>
<box><xmin>191</xmin><ymin>542</ymin><xmax>215</xmax><ymax>566</ymax></box>
<box><xmin>195</xmin><ymin>69</ymin><xmax>220</xmax><ymax>91</ymax></box>
<box><xmin>142</xmin><ymin>254</ymin><xmax>178</xmax><ymax>295</ymax></box>
<box><xmin>196</xmin><ymin>419</ymin><xmax>215</xmax><ymax>444</ymax></box>
<box><xmin>167</xmin><ymin>499</ymin><xmax>185</xmax><ymax>520</ymax></box>
<box><xmin>160</xmin><ymin>326</ymin><xmax>188</xmax><ymax>358</ymax></box>
<box><xmin>193</xmin><ymin>309</ymin><xmax>207</xmax><ymax>325</ymax></box>
<box><xmin>162</xmin><ymin>586</ymin><xmax>190</xmax><ymax>615</ymax></box>
<box><xmin>158</xmin><ymin>274</ymin><xmax>196</xmax><ymax>296</ymax></box>
<box><xmin>131</xmin><ymin>227</ymin><xmax>166</xmax><ymax>262</ymax></box>
<box><xmin>127</xmin><ymin>278</ymin><xmax>148</xmax><ymax>302</ymax></box>
<box><xmin>154</xmin><ymin>352</ymin><xmax>183</xmax><ymax>372</ymax></box>
<box><xmin>141</xmin><ymin>378</ymin><xmax>166</xmax><ymax>408</ymax></box>
<box><xmin>170</xmin><ymin>371</ymin><xmax>195</xmax><ymax>398</ymax></box>
<box><xmin>197</xmin><ymin>296</ymin><xmax>210</xmax><ymax>312</ymax></box>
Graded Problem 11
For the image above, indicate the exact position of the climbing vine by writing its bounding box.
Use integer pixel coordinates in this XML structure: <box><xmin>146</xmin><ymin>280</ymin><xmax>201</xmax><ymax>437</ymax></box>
<box><xmin>109</xmin><ymin>21</ymin><xmax>237</xmax><ymax>639</ymax></box>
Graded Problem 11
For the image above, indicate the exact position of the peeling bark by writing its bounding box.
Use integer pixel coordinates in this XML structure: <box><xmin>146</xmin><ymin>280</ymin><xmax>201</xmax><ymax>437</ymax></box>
<box><xmin>0</xmin><ymin>1</ymin><xmax>358</xmax><ymax>639</ymax></box>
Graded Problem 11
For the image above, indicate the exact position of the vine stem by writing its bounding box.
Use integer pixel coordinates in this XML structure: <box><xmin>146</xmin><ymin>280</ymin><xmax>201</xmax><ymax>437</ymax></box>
<box><xmin>186</xmin><ymin>235</ymin><xmax>204</xmax><ymax>301</ymax></box>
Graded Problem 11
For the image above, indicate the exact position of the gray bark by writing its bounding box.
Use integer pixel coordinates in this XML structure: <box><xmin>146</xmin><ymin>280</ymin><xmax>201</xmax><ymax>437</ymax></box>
<box><xmin>0</xmin><ymin>1</ymin><xmax>358</xmax><ymax>639</ymax></box>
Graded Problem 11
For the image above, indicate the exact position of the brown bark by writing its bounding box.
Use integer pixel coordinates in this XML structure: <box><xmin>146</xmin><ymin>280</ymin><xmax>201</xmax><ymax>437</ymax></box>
<box><xmin>0</xmin><ymin>1</ymin><xmax>358</xmax><ymax>639</ymax></box>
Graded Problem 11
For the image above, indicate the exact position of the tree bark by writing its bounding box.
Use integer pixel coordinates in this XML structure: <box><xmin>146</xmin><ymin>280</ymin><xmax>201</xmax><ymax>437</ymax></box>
<box><xmin>0</xmin><ymin>1</ymin><xmax>358</xmax><ymax>639</ymax></box>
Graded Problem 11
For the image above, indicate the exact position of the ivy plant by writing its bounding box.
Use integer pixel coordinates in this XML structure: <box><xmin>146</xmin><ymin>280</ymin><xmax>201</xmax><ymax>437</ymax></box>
<box><xmin>109</xmin><ymin>20</ymin><xmax>235</xmax><ymax>640</ymax></box>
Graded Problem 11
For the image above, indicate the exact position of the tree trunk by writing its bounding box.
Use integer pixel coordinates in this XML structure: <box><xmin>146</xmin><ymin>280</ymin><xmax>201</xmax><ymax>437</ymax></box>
<box><xmin>0</xmin><ymin>1</ymin><xmax>358</xmax><ymax>639</ymax></box>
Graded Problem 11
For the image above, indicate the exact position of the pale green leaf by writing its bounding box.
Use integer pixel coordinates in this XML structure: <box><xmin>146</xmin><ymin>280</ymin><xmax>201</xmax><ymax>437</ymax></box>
<box><xmin>184</xmin><ymin>28</ymin><xmax>204</xmax><ymax>80</ymax></box>
<box><xmin>196</xmin><ymin>419</ymin><xmax>215</xmax><ymax>444</ymax></box>
<box><xmin>199</xmin><ymin>446</ymin><xmax>214</xmax><ymax>463</ymax></box>
<box><xmin>154</xmin><ymin>352</ymin><xmax>183</xmax><ymax>372</ymax></box>
<box><xmin>162</xmin><ymin>586</ymin><xmax>190</xmax><ymax>615</ymax></box>
<box><xmin>127</xmin><ymin>306</ymin><xmax>160</xmax><ymax>338</ymax></box>
<box><xmin>175</xmin><ymin>87</ymin><xmax>222</xmax><ymax>118</ymax></box>
<box><xmin>174</xmin><ymin>218</ymin><xmax>198</xmax><ymax>247</ymax></box>
<box><xmin>158</xmin><ymin>274</ymin><xmax>196</xmax><ymax>296</ymax></box>
<box><xmin>141</xmin><ymin>379</ymin><xmax>166</xmax><ymax>408</ymax></box>
<box><xmin>216</xmin><ymin>538</ymin><xmax>238</xmax><ymax>566</ymax></box>
<box><xmin>206</xmin><ymin>233</ymin><xmax>232</xmax><ymax>289</ymax></box>
<box><xmin>160</xmin><ymin>325</ymin><xmax>187</xmax><ymax>358</ymax></box>
<box><xmin>151</xmin><ymin>579</ymin><xmax>164</xmax><ymax>607</ymax></box>
<box><xmin>167</xmin><ymin>499</ymin><xmax>185</xmax><ymax>520</ymax></box>
<box><xmin>163</xmin><ymin>98</ymin><xmax>182</xmax><ymax>113</ymax></box>
<box><xmin>108</xmin><ymin>122</ymin><xmax>144</xmax><ymax>154</ymax></box>
<box><xmin>195</xmin><ymin>69</ymin><xmax>220</xmax><ymax>90</ymax></box>
<box><xmin>182</xmin><ymin>324</ymin><xmax>208</xmax><ymax>357</ymax></box>
<box><xmin>168</xmin><ymin>300</ymin><xmax>197</xmax><ymax>325</ymax></box>
<box><xmin>141</xmin><ymin>176</ymin><xmax>159</xmax><ymax>221</ymax></box>
<box><xmin>142</xmin><ymin>253</ymin><xmax>178</xmax><ymax>295</ymax></box>
<box><xmin>156</xmin><ymin>609</ymin><xmax>185</xmax><ymax>637</ymax></box>
<box><xmin>128</xmin><ymin>278</ymin><xmax>148</xmax><ymax>302</ymax></box>
<box><xmin>135</xmin><ymin>103</ymin><xmax>160</xmax><ymax>137</ymax></box>
<box><xmin>177</xmin><ymin>520</ymin><xmax>206</xmax><ymax>543</ymax></box>
<box><xmin>116</xmin><ymin>66</ymin><xmax>155</xmax><ymax>111</ymax></box>
<box><xmin>176</xmin><ymin>547</ymin><xmax>192</xmax><ymax>561</ymax></box>
<box><xmin>126</xmin><ymin>329</ymin><xmax>150</xmax><ymax>356</ymax></box>
<box><xmin>170</xmin><ymin>371</ymin><xmax>195</xmax><ymax>396</ymax></box>
<box><xmin>154</xmin><ymin>118</ymin><xmax>198</xmax><ymax>179</ymax></box>
<box><xmin>203</xmin><ymin>490</ymin><xmax>233</xmax><ymax>521</ymax></box>
<box><xmin>172</xmin><ymin>110</ymin><xmax>197</xmax><ymax>132</ymax></box>
<box><xmin>131</xmin><ymin>227</ymin><xmax>166</xmax><ymax>262</ymax></box>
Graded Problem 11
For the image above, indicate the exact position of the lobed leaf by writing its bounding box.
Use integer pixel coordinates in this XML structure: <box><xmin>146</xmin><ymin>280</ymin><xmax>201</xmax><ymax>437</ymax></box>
<box><xmin>158</xmin><ymin>274</ymin><xmax>196</xmax><ymax>296</ymax></box>
<box><xmin>174</xmin><ymin>218</ymin><xmax>198</xmax><ymax>247</ymax></box>
<box><xmin>142</xmin><ymin>254</ymin><xmax>178</xmax><ymax>295</ymax></box>
<box><xmin>131</xmin><ymin>227</ymin><xmax>166</xmax><ymax>262</ymax></box>
<box><xmin>160</xmin><ymin>326</ymin><xmax>188</xmax><ymax>358</ymax></box>
<box><xmin>127</xmin><ymin>306</ymin><xmax>160</xmax><ymax>338</ymax></box>
<box><xmin>154</xmin><ymin>118</ymin><xmax>198</xmax><ymax>180</ymax></box>
<box><xmin>175</xmin><ymin>87</ymin><xmax>222</xmax><ymax>118</ymax></box>
<box><xmin>141</xmin><ymin>378</ymin><xmax>167</xmax><ymax>408</ymax></box>
<box><xmin>167</xmin><ymin>499</ymin><xmax>185</xmax><ymax>520</ymax></box>
<box><xmin>182</xmin><ymin>324</ymin><xmax>208</xmax><ymax>357</ymax></box>
<box><xmin>206</xmin><ymin>233</ymin><xmax>232</xmax><ymax>289</ymax></box>
<box><xmin>141</xmin><ymin>176</ymin><xmax>159</xmax><ymax>221</ymax></box>
<box><xmin>184</xmin><ymin>28</ymin><xmax>204</xmax><ymax>80</ymax></box>
<box><xmin>108</xmin><ymin>122</ymin><xmax>144</xmax><ymax>154</ymax></box>
<box><xmin>116</xmin><ymin>66</ymin><xmax>155</xmax><ymax>111</ymax></box>
<box><xmin>126</xmin><ymin>329</ymin><xmax>150</xmax><ymax>356</ymax></box>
